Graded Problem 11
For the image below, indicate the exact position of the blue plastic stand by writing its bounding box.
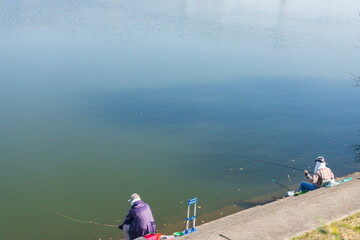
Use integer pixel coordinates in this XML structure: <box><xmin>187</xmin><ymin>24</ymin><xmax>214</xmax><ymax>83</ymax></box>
<box><xmin>184</xmin><ymin>198</ymin><xmax>197</xmax><ymax>234</ymax></box>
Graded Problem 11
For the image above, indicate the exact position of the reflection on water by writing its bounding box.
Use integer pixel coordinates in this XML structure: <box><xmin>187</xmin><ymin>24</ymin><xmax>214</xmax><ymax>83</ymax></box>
<box><xmin>353</xmin><ymin>144</ymin><xmax>360</xmax><ymax>162</ymax></box>
<box><xmin>354</xmin><ymin>75</ymin><xmax>360</xmax><ymax>87</ymax></box>
<box><xmin>1</xmin><ymin>0</ymin><xmax>360</xmax><ymax>240</ymax></box>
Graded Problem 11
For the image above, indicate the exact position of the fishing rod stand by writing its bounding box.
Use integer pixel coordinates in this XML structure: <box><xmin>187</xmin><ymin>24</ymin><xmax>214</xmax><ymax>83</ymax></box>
<box><xmin>184</xmin><ymin>198</ymin><xmax>197</xmax><ymax>234</ymax></box>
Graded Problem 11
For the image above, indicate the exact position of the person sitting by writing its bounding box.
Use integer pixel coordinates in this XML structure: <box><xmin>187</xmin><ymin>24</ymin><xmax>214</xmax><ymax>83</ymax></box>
<box><xmin>298</xmin><ymin>156</ymin><xmax>335</xmax><ymax>193</ymax></box>
<box><xmin>119</xmin><ymin>193</ymin><xmax>156</xmax><ymax>240</ymax></box>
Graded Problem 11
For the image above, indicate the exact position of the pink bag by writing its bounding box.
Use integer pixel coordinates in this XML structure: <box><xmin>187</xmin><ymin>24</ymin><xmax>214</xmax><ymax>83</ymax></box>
<box><xmin>144</xmin><ymin>233</ymin><xmax>162</xmax><ymax>240</ymax></box>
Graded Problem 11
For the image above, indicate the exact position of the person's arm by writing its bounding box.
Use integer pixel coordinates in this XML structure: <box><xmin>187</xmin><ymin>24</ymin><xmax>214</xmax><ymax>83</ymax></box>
<box><xmin>304</xmin><ymin>170</ymin><xmax>313</xmax><ymax>181</ymax></box>
<box><xmin>119</xmin><ymin>209</ymin><xmax>133</xmax><ymax>229</ymax></box>
<box><xmin>305</xmin><ymin>170</ymin><xmax>322</xmax><ymax>187</ymax></box>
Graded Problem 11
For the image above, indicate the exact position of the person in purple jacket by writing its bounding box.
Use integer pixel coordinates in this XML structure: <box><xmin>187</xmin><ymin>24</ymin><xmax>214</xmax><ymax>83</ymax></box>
<box><xmin>118</xmin><ymin>193</ymin><xmax>156</xmax><ymax>240</ymax></box>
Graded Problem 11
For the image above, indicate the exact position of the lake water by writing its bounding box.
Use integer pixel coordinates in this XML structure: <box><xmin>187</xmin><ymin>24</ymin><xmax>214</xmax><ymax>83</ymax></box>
<box><xmin>1</xmin><ymin>0</ymin><xmax>360</xmax><ymax>239</ymax></box>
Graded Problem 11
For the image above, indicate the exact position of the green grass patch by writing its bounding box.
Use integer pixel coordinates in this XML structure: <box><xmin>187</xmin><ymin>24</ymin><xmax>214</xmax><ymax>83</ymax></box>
<box><xmin>292</xmin><ymin>212</ymin><xmax>360</xmax><ymax>240</ymax></box>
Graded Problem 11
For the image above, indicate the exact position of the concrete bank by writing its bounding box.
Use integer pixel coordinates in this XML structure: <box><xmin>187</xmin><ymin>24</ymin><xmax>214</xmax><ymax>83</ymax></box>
<box><xmin>179</xmin><ymin>171</ymin><xmax>360</xmax><ymax>240</ymax></box>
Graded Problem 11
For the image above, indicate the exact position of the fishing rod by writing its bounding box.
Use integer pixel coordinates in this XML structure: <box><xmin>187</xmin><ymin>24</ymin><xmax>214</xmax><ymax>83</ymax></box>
<box><xmin>223</xmin><ymin>154</ymin><xmax>311</xmax><ymax>173</ymax></box>
<box><xmin>271</xmin><ymin>179</ymin><xmax>293</xmax><ymax>192</ymax></box>
<box><xmin>89</xmin><ymin>221</ymin><xmax>118</xmax><ymax>228</ymax></box>
<box><xmin>54</xmin><ymin>211</ymin><xmax>118</xmax><ymax>228</ymax></box>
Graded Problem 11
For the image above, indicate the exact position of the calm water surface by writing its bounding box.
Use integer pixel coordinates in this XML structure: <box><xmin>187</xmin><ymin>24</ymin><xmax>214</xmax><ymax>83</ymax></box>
<box><xmin>1</xmin><ymin>0</ymin><xmax>360</xmax><ymax>239</ymax></box>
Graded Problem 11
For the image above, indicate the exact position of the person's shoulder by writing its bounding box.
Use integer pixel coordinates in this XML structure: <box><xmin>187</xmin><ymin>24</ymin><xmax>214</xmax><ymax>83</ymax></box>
<box><xmin>132</xmin><ymin>201</ymin><xmax>146</xmax><ymax>209</ymax></box>
<box><xmin>142</xmin><ymin>202</ymin><xmax>152</xmax><ymax>209</ymax></box>
<box><xmin>323</xmin><ymin>167</ymin><xmax>334</xmax><ymax>172</ymax></box>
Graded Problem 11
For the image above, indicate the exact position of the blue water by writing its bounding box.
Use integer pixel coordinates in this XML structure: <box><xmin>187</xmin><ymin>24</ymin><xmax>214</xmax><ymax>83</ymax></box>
<box><xmin>1</xmin><ymin>0</ymin><xmax>360</xmax><ymax>239</ymax></box>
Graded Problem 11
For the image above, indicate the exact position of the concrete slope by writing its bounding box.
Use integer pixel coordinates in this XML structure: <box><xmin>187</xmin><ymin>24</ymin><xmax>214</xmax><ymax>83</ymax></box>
<box><xmin>180</xmin><ymin>172</ymin><xmax>360</xmax><ymax>240</ymax></box>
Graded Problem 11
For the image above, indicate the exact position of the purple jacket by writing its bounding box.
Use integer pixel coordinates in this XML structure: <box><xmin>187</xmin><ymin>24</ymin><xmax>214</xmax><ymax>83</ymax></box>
<box><xmin>121</xmin><ymin>201</ymin><xmax>156</xmax><ymax>240</ymax></box>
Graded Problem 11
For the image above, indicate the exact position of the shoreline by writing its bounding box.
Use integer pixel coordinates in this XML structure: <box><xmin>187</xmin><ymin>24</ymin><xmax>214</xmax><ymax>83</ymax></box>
<box><xmin>158</xmin><ymin>191</ymin><xmax>278</xmax><ymax>235</ymax></box>
<box><xmin>158</xmin><ymin>170</ymin><xmax>356</xmax><ymax>235</ymax></box>
<box><xmin>176</xmin><ymin>171</ymin><xmax>360</xmax><ymax>240</ymax></box>
<box><xmin>158</xmin><ymin>183</ymin><xmax>292</xmax><ymax>235</ymax></box>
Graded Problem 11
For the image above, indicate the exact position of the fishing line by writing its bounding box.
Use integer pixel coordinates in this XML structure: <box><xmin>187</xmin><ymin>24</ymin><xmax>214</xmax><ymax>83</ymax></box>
<box><xmin>55</xmin><ymin>211</ymin><xmax>118</xmax><ymax>229</ymax></box>
<box><xmin>54</xmin><ymin>211</ymin><xmax>118</xmax><ymax>227</ymax></box>
<box><xmin>78</xmin><ymin>223</ymin><xmax>99</xmax><ymax>240</ymax></box>
<box><xmin>54</xmin><ymin>211</ymin><xmax>99</xmax><ymax>240</ymax></box>
<box><xmin>220</xmin><ymin>154</ymin><xmax>311</xmax><ymax>172</ymax></box>
<box><xmin>54</xmin><ymin>211</ymin><xmax>90</xmax><ymax>224</ymax></box>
